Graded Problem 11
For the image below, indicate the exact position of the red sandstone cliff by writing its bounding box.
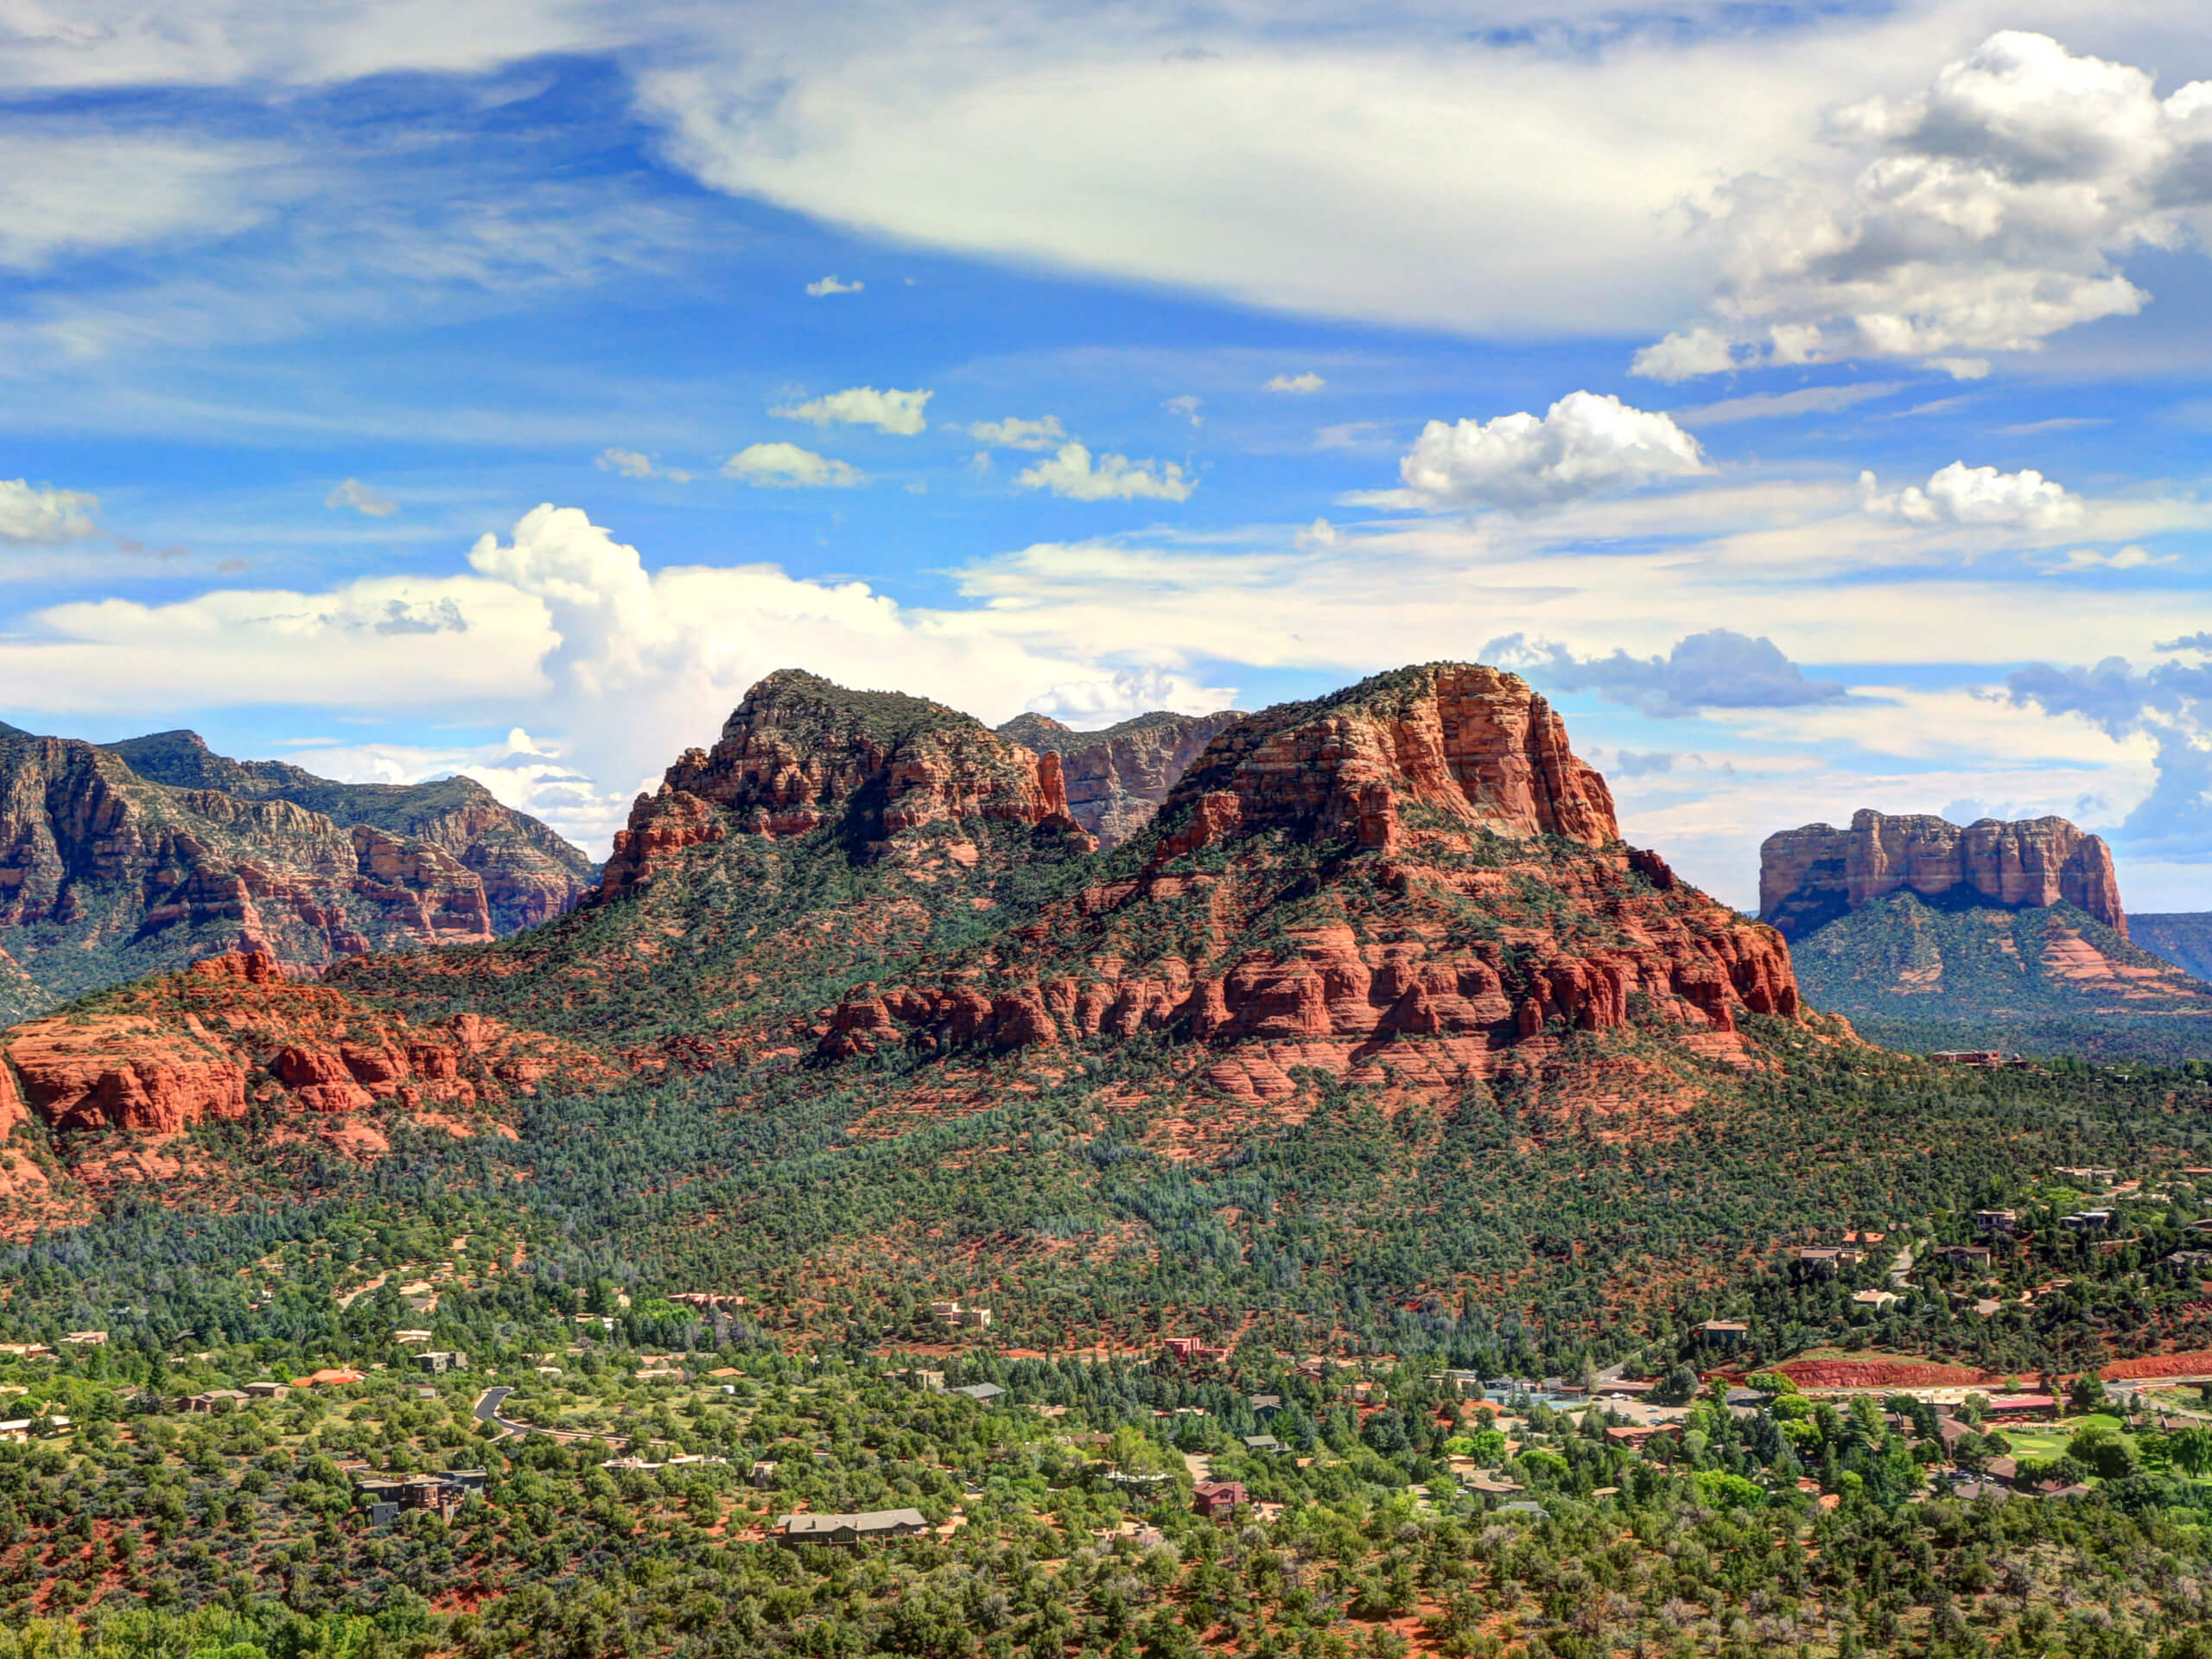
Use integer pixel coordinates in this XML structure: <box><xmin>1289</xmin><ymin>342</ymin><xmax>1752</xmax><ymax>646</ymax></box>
<box><xmin>1</xmin><ymin>950</ymin><xmax>598</xmax><ymax>1137</ymax></box>
<box><xmin>598</xmin><ymin>669</ymin><xmax>1086</xmax><ymax>900</ymax></box>
<box><xmin>816</xmin><ymin>664</ymin><xmax>1803</xmax><ymax>1102</ymax></box>
<box><xmin>1760</xmin><ymin>810</ymin><xmax>2126</xmax><ymax>939</ymax></box>
<box><xmin>996</xmin><ymin>709</ymin><xmax>1245</xmax><ymax>849</ymax></box>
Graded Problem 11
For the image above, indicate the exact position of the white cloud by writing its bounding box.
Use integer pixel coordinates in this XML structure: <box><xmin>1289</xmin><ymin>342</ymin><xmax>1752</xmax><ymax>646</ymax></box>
<box><xmin>1294</xmin><ymin>517</ymin><xmax>1338</xmax><ymax>550</ymax></box>
<box><xmin>1670</xmin><ymin>381</ymin><xmax>1906</xmax><ymax>427</ymax></box>
<box><xmin>1264</xmin><ymin>372</ymin><xmax>1325</xmax><ymax>394</ymax></box>
<box><xmin>1629</xmin><ymin>327</ymin><xmax>1739</xmax><ymax>383</ymax></box>
<box><xmin>1395</xmin><ymin>391</ymin><xmax>1710</xmax><ymax>513</ymax></box>
<box><xmin>1638</xmin><ymin>31</ymin><xmax>2212</xmax><ymax>376</ymax></box>
<box><xmin>1163</xmin><ymin>395</ymin><xmax>1203</xmax><ymax>426</ymax></box>
<box><xmin>804</xmin><ymin>274</ymin><xmax>863</xmax><ymax>296</ymax></box>
<box><xmin>1016</xmin><ymin>442</ymin><xmax>1194</xmax><ymax>503</ymax></box>
<box><xmin>0</xmin><ymin>132</ymin><xmax>285</xmax><ymax>269</ymax></box>
<box><xmin>595</xmin><ymin>448</ymin><xmax>694</xmax><ymax>482</ymax></box>
<box><xmin>772</xmin><ymin>385</ymin><xmax>931</xmax><ymax>435</ymax></box>
<box><xmin>1859</xmin><ymin>461</ymin><xmax>2083</xmax><ymax>529</ymax></box>
<box><xmin>2049</xmin><ymin>543</ymin><xmax>2175</xmax><ymax>572</ymax></box>
<box><xmin>721</xmin><ymin>442</ymin><xmax>865</xmax><ymax>488</ymax></box>
<box><xmin>324</xmin><ymin>477</ymin><xmax>397</xmax><ymax>517</ymax></box>
<box><xmin>0</xmin><ymin>479</ymin><xmax>98</xmax><ymax>543</ymax></box>
<box><xmin>966</xmin><ymin>415</ymin><xmax>1066</xmax><ymax>451</ymax></box>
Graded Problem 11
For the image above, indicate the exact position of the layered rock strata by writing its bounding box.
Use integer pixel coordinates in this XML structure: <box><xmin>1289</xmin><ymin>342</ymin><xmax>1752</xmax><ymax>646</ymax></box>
<box><xmin>1760</xmin><ymin>810</ymin><xmax>2126</xmax><ymax>939</ymax></box>
<box><xmin>598</xmin><ymin>670</ymin><xmax>1087</xmax><ymax>900</ymax></box>
<box><xmin>1</xmin><ymin>949</ymin><xmax>594</xmax><ymax>1135</ymax></box>
<box><xmin>995</xmin><ymin>709</ymin><xmax>1244</xmax><ymax>849</ymax></box>
<box><xmin>817</xmin><ymin>663</ymin><xmax>1803</xmax><ymax>1096</ymax></box>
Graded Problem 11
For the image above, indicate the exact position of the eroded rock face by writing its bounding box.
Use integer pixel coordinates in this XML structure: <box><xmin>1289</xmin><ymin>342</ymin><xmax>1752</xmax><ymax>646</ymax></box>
<box><xmin>996</xmin><ymin>710</ymin><xmax>1245</xmax><ymax>849</ymax></box>
<box><xmin>0</xmin><ymin>729</ymin><xmax>587</xmax><ymax>1011</ymax></box>
<box><xmin>816</xmin><ymin>662</ymin><xmax>1803</xmax><ymax>1095</ymax></box>
<box><xmin>1160</xmin><ymin>663</ymin><xmax>1619</xmax><ymax>851</ymax></box>
<box><xmin>102</xmin><ymin>729</ymin><xmax>591</xmax><ymax>931</ymax></box>
<box><xmin>1760</xmin><ymin>810</ymin><xmax>2126</xmax><ymax>939</ymax></box>
<box><xmin>1</xmin><ymin>950</ymin><xmax>600</xmax><ymax>1139</ymax></box>
<box><xmin>596</xmin><ymin>669</ymin><xmax>1087</xmax><ymax>899</ymax></box>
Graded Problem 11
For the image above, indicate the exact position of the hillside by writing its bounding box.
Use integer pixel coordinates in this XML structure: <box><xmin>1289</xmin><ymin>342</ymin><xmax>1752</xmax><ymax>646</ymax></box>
<box><xmin>0</xmin><ymin>725</ymin><xmax>589</xmax><ymax>1021</ymax></box>
<box><xmin>2133</xmin><ymin>911</ymin><xmax>2212</xmax><ymax>982</ymax></box>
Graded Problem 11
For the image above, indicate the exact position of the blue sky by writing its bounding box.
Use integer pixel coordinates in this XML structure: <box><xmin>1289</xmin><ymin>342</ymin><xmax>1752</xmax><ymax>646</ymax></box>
<box><xmin>6</xmin><ymin>1</ymin><xmax>2212</xmax><ymax>911</ymax></box>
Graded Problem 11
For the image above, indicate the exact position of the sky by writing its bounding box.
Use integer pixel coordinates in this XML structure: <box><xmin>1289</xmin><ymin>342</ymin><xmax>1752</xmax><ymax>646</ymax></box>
<box><xmin>6</xmin><ymin>1</ymin><xmax>2212</xmax><ymax>912</ymax></box>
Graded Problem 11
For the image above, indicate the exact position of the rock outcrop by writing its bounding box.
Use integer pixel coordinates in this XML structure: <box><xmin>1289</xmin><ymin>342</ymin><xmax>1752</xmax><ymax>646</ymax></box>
<box><xmin>597</xmin><ymin>670</ymin><xmax>1087</xmax><ymax>900</ymax></box>
<box><xmin>2</xmin><ymin>950</ymin><xmax>597</xmax><ymax>1135</ymax></box>
<box><xmin>817</xmin><ymin>663</ymin><xmax>1803</xmax><ymax>1096</ymax></box>
<box><xmin>995</xmin><ymin>709</ymin><xmax>1244</xmax><ymax>849</ymax></box>
<box><xmin>102</xmin><ymin>729</ymin><xmax>591</xmax><ymax>931</ymax></box>
<box><xmin>1759</xmin><ymin>810</ymin><xmax>2126</xmax><ymax>940</ymax></box>
<box><xmin>0</xmin><ymin>728</ymin><xmax>588</xmax><ymax>1013</ymax></box>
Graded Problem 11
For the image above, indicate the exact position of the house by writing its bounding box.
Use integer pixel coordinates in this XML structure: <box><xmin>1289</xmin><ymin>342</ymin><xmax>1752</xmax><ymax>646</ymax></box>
<box><xmin>0</xmin><ymin>1416</ymin><xmax>70</xmax><ymax>1441</ymax></box>
<box><xmin>1497</xmin><ymin>1500</ymin><xmax>1549</xmax><ymax>1518</ymax></box>
<box><xmin>366</xmin><ymin>1502</ymin><xmax>399</xmax><ymax>1527</ymax></box>
<box><xmin>1162</xmin><ymin>1336</ymin><xmax>1230</xmax><ymax>1364</ymax></box>
<box><xmin>2167</xmin><ymin>1250</ymin><xmax>2212</xmax><ymax>1269</ymax></box>
<box><xmin>751</xmin><ymin>1461</ymin><xmax>778</xmax><ymax>1487</ymax></box>
<box><xmin>243</xmin><ymin>1381</ymin><xmax>289</xmax><ymax>1400</ymax></box>
<box><xmin>1605</xmin><ymin>1425</ymin><xmax>1662</xmax><ymax>1447</ymax></box>
<box><xmin>1693</xmin><ymin>1320</ymin><xmax>1748</xmax><ymax>1346</ymax></box>
<box><xmin>59</xmin><ymin>1332</ymin><xmax>107</xmax><ymax>1346</ymax></box>
<box><xmin>2062</xmin><ymin>1211</ymin><xmax>2114</xmax><ymax>1231</ymax></box>
<box><xmin>393</xmin><ymin>1330</ymin><xmax>434</xmax><ymax>1344</ymax></box>
<box><xmin>1243</xmin><ymin>1434</ymin><xmax>1289</xmax><ymax>1455</ymax></box>
<box><xmin>2055</xmin><ymin>1166</ymin><xmax>2118</xmax><ymax>1185</ymax></box>
<box><xmin>775</xmin><ymin>1510</ymin><xmax>929</xmax><ymax>1547</ymax></box>
<box><xmin>1192</xmin><ymin>1480</ymin><xmax>1246</xmax><ymax>1518</ymax></box>
<box><xmin>1795</xmin><ymin>1247</ymin><xmax>1865</xmax><ymax>1275</ymax></box>
<box><xmin>951</xmin><ymin>1382</ymin><xmax>1006</xmax><ymax>1404</ymax></box>
<box><xmin>182</xmin><ymin>1389</ymin><xmax>248</xmax><ymax>1414</ymax></box>
<box><xmin>1930</xmin><ymin>1051</ymin><xmax>2007</xmax><ymax>1067</ymax></box>
<box><xmin>1974</xmin><ymin>1210</ymin><xmax>2020</xmax><ymax>1235</ymax></box>
<box><xmin>1603</xmin><ymin>1379</ymin><xmax>1657</xmax><ymax>1397</ymax></box>
<box><xmin>1439</xmin><ymin>1370</ymin><xmax>1487</xmax><ymax>1398</ymax></box>
<box><xmin>1937</xmin><ymin>1245</ymin><xmax>1993</xmax><ymax>1267</ymax></box>
<box><xmin>534</xmin><ymin>1365</ymin><xmax>563</xmax><ymax>1380</ymax></box>
<box><xmin>1853</xmin><ymin>1289</ymin><xmax>1900</xmax><ymax>1311</ymax></box>
<box><xmin>412</xmin><ymin>1350</ymin><xmax>468</xmax><ymax>1375</ymax></box>
<box><xmin>1248</xmin><ymin>1394</ymin><xmax>1284</xmax><ymax>1417</ymax></box>
<box><xmin>1986</xmin><ymin>1395</ymin><xmax>2056</xmax><ymax>1417</ymax></box>
<box><xmin>892</xmin><ymin>1369</ymin><xmax>945</xmax><ymax>1391</ymax></box>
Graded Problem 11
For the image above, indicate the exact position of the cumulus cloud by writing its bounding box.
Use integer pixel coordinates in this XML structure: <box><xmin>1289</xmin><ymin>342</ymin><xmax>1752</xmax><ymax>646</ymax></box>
<box><xmin>1163</xmin><ymin>395</ymin><xmax>1203</xmax><ymax>427</ymax></box>
<box><xmin>1016</xmin><ymin>443</ymin><xmax>1194</xmax><ymax>503</ymax></box>
<box><xmin>1491</xmin><ymin>628</ymin><xmax>1848</xmax><ymax>719</ymax></box>
<box><xmin>804</xmin><ymin>274</ymin><xmax>863</xmax><ymax>296</ymax></box>
<box><xmin>1395</xmin><ymin>391</ymin><xmax>1709</xmax><ymax>513</ymax></box>
<box><xmin>966</xmin><ymin>415</ymin><xmax>1066</xmax><ymax>451</ymax></box>
<box><xmin>721</xmin><ymin>442</ymin><xmax>865</xmax><ymax>488</ymax></box>
<box><xmin>772</xmin><ymin>385</ymin><xmax>931</xmax><ymax>435</ymax></box>
<box><xmin>1637</xmin><ymin>31</ymin><xmax>2212</xmax><ymax>377</ymax></box>
<box><xmin>0</xmin><ymin>479</ymin><xmax>99</xmax><ymax>543</ymax></box>
<box><xmin>1294</xmin><ymin>518</ymin><xmax>1338</xmax><ymax>550</ymax></box>
<box><xmin>595</xmin><ymin>448</ymin><xmax>694</xmax><ymax>482</ymax></box>
<box><xmin>1859</xmin><ymin>461</ymin><xmax>2082</xmax><ymax>528</ymax></box>
<box><xmin>1264</xmin><ymin>372</ymin><xmax>1325</xmax><ymax>394</ymax></box>
<box><xmin>324</xmin><ymin>477</ymin><xmax>397</xmax><ymax>517</ymax></box>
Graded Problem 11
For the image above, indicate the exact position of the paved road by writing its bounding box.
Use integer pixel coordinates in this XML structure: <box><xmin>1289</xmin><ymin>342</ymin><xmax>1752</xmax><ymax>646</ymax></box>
<box><xmin>1889</xmin><ymin>1243</ymin><xmax>1917</xmax><ymax>1287</ymax></box>
<box><xmin>473</xmin><ymin>1384</ymin><xmax>531</xmax><ymax>1439</ymax></box>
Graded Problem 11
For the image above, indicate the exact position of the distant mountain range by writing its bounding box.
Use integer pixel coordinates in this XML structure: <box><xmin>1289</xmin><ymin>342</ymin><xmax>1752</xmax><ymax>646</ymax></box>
<box><xmin>1760</xmin><ymin>809</ymin><xmax>2212</xmax><ymax>1061</ymax></box>
<box><xmin>0</xmin><ymin>721</ymin><xmax>590</xmax><ymax>1019</ymax></box>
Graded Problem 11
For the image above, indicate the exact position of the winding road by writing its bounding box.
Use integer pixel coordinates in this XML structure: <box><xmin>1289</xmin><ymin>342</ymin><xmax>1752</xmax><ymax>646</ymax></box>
<box><xmin>473</xmin><ymin>1384</ymin><xmax>532</xmax><ymax>1439</ymax></box>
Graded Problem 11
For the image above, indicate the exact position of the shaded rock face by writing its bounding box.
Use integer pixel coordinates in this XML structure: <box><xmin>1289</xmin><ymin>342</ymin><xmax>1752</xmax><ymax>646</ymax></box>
<box><xmin>995</xmin><ymin>709</ymin><xmax>1244</xmax><ymax>849</ymax></box>
<box><xmin>103</xmin><ymin>729</ymin><xmax>590</xmax><ymax>931</ymax></box>
<box><xmin>817</xmin><ymin>663</ymin><xmax>1803</xmax><ymax>1097</ymax></box>
<box><xmin>1760</xmin><ymin>810</ymin><xmax>2126</xmax><ymax>940</ymax></box>
<box><xmin>0</xmin><ymin>734</ymin><xmax>543</xmax><ymax>1012</ymax></box>
<box><xmin>598</xmin><ymin>669</ymin><xmax>1087</xmax><ymax>900</ymax></box>
<box><xmin>2130</xmin><ymin>914</ymin><xmax>2212</xmax><ymax>983</ymax></box>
